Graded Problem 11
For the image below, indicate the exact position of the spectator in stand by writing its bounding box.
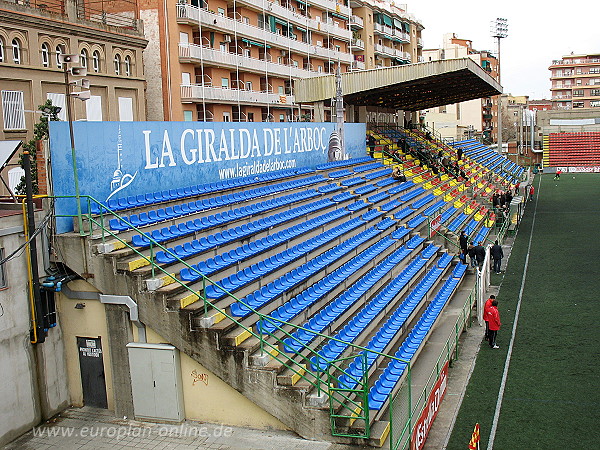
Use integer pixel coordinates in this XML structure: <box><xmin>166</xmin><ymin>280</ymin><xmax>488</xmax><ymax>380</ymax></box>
<box><xmin>499</xmin><ymin>191</ymin><xmax>506</xmax><ymax>209</ymax></box>
<box><xmin>505</xmin><ymin>190</ymin><xmax>513</xmax><ymax>206</ymax></box>
<box><xmin>554</xmin><ymin>169</ymin><xmax>562</xmax><ymax>180</ymax></box>
<box><xmin>467</xmin><ymin>243</ymin><xmax>477</xmax><ymax>268</ymax></box>
<box><xmin>529</xmin><ymin>184</ymin><xmax>535</xmax><ymax>201</ymax></box>
<box><xmin>492</xmin><ymin>192</ymin><xmax>500</xmax><ymax>210</ymax></box>
<box><xmin>457</xmin><ymin>147</ymin><xmax>463</xmax><ymax>160</ymax></box>
<box><xmin>459</xmin><ymin>230</ymin><xmax>469</xmax><ymax>265</ymax></box>
<box><xmin>474</xmin><ymin>242</ymin><xmax>486</xmax><ymax>271</ymax></box>
<box><xmin>483</xmin><ymin>294</ymin><xmax>496</xmax><ymax>340</ymax></box>
<box><xmin>367</xmin><ymin>134</ymin><xmax>376</xmax><ymax>157</ymax></box>
<box><xmin>488</xmin><ymin>300</ymin><xmax>501</xmax><ymax>348</ymax></box>
<box><xmin>392</xmin><ymin>166</ymin><xmax>404</xmax><ymax>180</ymax></box>
<box><xmin>514</xmin><ymin>182</ymin><xmax>520</xmax><ymax>195</ymax></box>
<box><xmin>490</xmin><ymin>240</ymin><xmax>504</xmax><ymax>274</ymax></box>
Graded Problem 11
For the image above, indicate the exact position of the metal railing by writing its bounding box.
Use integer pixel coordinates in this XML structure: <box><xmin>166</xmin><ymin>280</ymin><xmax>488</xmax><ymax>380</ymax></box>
<box><xmin>389</xmin><ymin>284</ymin><xmax>477</xmax><ymax>450</ymax></box>
<box><xmin>51</xmin><ymin>193</ymin><xmax>418</xmax><ymax>440</ymax></box>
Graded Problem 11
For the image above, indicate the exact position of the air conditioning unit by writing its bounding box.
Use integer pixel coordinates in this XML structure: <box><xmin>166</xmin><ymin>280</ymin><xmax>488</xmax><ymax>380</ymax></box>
<box><xmin>316</xmin><ymin>40</ymin><xmax>322</xmax><ymax>47</ymax></box>
<box><xmin>224</xmin><ymin>34</ymin><xmax>232</xmax><ymax>42</ymax></box>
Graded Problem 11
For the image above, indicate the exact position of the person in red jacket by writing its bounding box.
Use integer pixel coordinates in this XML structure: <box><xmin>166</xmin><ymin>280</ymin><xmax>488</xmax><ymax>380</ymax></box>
<box><xmin>483</xmin><ymin>295</ymin><xmax>496</xmax><ymax>340</ymax></box>
<box><xmin>488</xmin><ymin>300</ymin><xmax>501</xmax><ymax>349</ymax></box>
<box><xmin>529</xmin><ymin>184</ymin><xmax>535</xmax><ymax>201</ymax></box>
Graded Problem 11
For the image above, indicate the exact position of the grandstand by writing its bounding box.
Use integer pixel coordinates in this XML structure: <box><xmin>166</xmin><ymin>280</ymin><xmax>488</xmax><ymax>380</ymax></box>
<box><xmin>543</xmin><ymin>132</ymin><xmax>600</xmax><ymax>167</ymax></box>
<box><xmin>54</xmin><ymin>125</ymin><xmax>524</xmax><ymax>448</ymax></box>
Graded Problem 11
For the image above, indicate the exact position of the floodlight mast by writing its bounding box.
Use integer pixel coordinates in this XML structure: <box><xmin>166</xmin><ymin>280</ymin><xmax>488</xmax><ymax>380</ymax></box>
<box><xmin>491</xmin><ymin>18</ymin><xmax>508</xmax><ymax>154</ymax></box>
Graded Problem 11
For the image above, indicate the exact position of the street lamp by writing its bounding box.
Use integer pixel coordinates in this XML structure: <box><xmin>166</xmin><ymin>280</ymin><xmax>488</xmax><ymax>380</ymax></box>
<box><xmin>58</xmin><ymin>54</ymin><xmax>90</xmax><ymax>233</ymax></box>
<box><xmin>491</xmin><ymin>18</ymin><xmax>508</xmax><ymax>154</ymax></box>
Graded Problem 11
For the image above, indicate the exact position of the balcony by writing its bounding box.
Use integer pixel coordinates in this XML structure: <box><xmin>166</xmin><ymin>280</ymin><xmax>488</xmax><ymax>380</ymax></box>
<box><xmin>179</xmin><ymin>43</ymin><xmax>321</xmax><ymax>79</ymax></box>
<box><xmin>307</xmin><ymin>0</ymin><xmax>351</xmax><ymax>17</ymax></box>
<box><xmin>176</xmin><ymin>4</ymin><xmax>352</xmax><ymax>63</ymax></box>
<box><xmin>417</xmin><ymin>37</ymin><xmax>423</xmax><ymax>48</ymax></box>
<box><xmin>551</xmin><ymin>94</ymin><xmax>572</xmax><ymax>100</ymax></box>
<box><xmin>351</xmin><ymin>60</ymin><xmax>365</xmax><ymax>70</ymax></box>
<box><xmin>350</xmin><ymin>38</ymin><xmax>364</xmax><ymax>50</ymax></box>
<box><xmin>349</xmin><ymin>15</ymin><xmax>364</xmax><ymax>29</ymax></box>
<box><xmin>181</xmin><ymin>84</ymin><xmax>295</xmax><ymax>106</ymax></box>
<box><xmin>373</xmin><ymin>23</ymin><xmax>394</xmax><ymax>37</ymax></box>
<box><xmin>393</xmin><ymin>30</ymin><xmax>410</xmax><ymax>43</ymax></box>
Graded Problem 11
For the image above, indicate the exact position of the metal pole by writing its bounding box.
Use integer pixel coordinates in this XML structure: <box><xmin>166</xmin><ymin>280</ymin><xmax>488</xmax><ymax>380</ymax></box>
<box><xmin>23</xmin><ymin>151</ymin><xmax>46</xmax><ymax>344</ymax></box>
<box><xmin>64</xmin><ymin>65</ymin><xmax>84</xmax><ymax>233</ymax></box>
<box><xmin>496</xmin><ymin>36</ymin><xmax>502</xmax><ymax>156</ymax></box>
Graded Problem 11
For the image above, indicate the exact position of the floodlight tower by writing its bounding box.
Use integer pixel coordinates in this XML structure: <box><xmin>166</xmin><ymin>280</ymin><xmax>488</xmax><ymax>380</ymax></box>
<box><xmin>491</xmin><ymin>18</ymin><xmax>508</xmax><ymax>154</ymax></box>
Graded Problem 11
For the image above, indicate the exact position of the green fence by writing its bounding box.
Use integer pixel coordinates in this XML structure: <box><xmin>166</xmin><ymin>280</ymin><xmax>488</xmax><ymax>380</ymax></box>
<box><xmin>389</xmin><ymin>284</ymin><xmax>477</xmax><ymax>450</ymax></box>
<box><xmin>50</xmin><ymin>194</ymin><xmax>417</xmax><ymax>440</ymax></box>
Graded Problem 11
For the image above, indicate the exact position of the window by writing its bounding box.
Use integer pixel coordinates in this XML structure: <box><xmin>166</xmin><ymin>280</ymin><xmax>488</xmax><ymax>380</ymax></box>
<box><xmin>55</xmin><ymin>44</ymin><xmax>64</xmax><ymax>69</ymax></box>
<box><xmin>278</xmin><ymin>85</ymin><xmax>284</xmax><ymax>94</ymax></box>
<box><xmin>0</xmin><ymin>37</ymin><xmax>4</xmax><ymax>62</ymax></box>
<box><xmin>183</xmin><ymin>110</ymin><xmax>193</xmax><ymax>121</ymax></box>
<box><xmin>591</xmin><ymin>89</ymin><xmax>600</xmax><ymax>97</ymax></box>
<box><xmin>590</xmin><ymin>67</ymin><xmax>600</xmax><ymax>74</ymax></box>
<box><xmin>12</xmin><ymin>39</ymin><xmax>21</xmax><ymax>64</ymax></box>
<box><xmin>124</xmin><ymin>55</ymin><xmax>131</xmax><ymax>76</ymax></box>
<box><xmin>85</xmin><ymin>95</ymin><xmax>103</xmax><ymax>121</ymax></box>
<box><xmin>279</xmin><ymin>114</ymin><xmax>285</xmax><ymax>122</ymax></box>
<box><xmin>114</xmin><ymin>54</ymin><xmax>121</xmax><ymax>75</ymax></box>
<box><xmin>80</xmin><ymin>49</ymin><xmax>88</xmax><ymax>70</ymax></box>
<box><xmin>46</xmin><ymin>93</ymin><xmax>66</xmax><ymax>121</ymax></box>
<box><xmin>248</xmin><ymin>112</ymin><xmax>254</xmax><ymax>122</ymax></box>
<box><xmin>118</xmin><ymin>97</ymin><xmax>133</xmax><ymax>121</ymax></box>
<box><xmin>92</xmin><ymin>50</ymin><xmax>100</xmax><ymax>73</ymax></box>
<box><xmin>217</xmin><ymin>7</ymin><xmax>225</xmax><ymax>16</ymax></box>
<box><xmin>573</xmin><ymin>89</ymin><xmax>584</xmax><ymax>97</ymax></box>
<box><xmin>591</xmin><ymin>101</ymin><xmax>600</xmax><ymax>107</ymax></box>
<box><xmin>1</xmin><ymin>90</ymin><xmax>26</xmax><ymax>130</ymax></box>
<box><xmin>246</xmin><ymin>81</ymin><xmax>252</xmax><ymax>91</ymax></box>
<box><xmin>0</xmin><ymin>249</ymin><xmax>6</xmax><ymax>288</ymax></box>
<box><xmin>221</xmin><ymin>77</ymin><xmax>229</xmax><ymax>88</ymax></box>
<box><xmin>222</xmin><ymin>111</ymin><xmax>230</xmax><ymax>121</ymax></box>
<box><xmin>572</xmin><ymin>101</ymin><xmax>584</xmax><ymax>108</ymax></box>
<box><xmin>243</xmin><ymin>49</ymin><xmax>250</xmax><ymax>57</ymax></box>
<box><xmin>41</xmin><ymin>43</ymin><xmax>50</xmax><ymax>67</ymax></box>
<box><xmin>181</xmin><ymin>72</ymin><xmax>191</xmax><ymax>85</ymax></box>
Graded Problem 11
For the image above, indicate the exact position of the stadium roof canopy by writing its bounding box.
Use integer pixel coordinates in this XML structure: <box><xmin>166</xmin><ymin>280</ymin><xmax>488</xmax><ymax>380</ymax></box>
<box><xmin>294</xmin><ymin>58</ymin><xmax>502</xmax><ymax>111</ymax></box>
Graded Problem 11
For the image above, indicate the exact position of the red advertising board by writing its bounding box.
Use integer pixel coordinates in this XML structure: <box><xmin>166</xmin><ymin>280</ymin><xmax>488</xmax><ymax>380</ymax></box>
<box><xmin>410</xmin><ymin>361</ymin><xmax>449</xmax><ymax>450</ymax></box>
<box><xmin>429</xmin><ymin>214</ymin><xmax>442</xmax><ymax>238</ymax></box>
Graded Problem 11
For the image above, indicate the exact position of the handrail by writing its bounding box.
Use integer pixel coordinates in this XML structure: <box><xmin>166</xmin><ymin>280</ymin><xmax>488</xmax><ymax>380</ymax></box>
<box><xmin>50</xmin><ymin>193</ymin><xmax>416</xmax><ymax>437</ymax></box>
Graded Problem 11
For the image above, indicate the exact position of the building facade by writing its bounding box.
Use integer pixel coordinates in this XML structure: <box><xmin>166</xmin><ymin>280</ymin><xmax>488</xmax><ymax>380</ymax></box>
<box><xmin>140</xmin><ymin>0</ymin><xmax>422</xmax><ymax>123</ymax></box>
<box><xmin>0</xmin><ymin>0</ymin><xmax>148</xmax><ymax>145</ymax></box>
<box><xmin>549</xmin><ymin>53</ymin><xmax>600</xmax><ymax>110</ymax></box>
<box><xmin>421</xmin><ymin>34</ymin><xmax>499</xmax><ymax>143</ymax></box>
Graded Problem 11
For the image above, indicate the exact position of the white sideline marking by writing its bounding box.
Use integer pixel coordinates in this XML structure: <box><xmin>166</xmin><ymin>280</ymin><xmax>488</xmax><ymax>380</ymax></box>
<box><xmin>487</xmin><ymin>176</ymin><xmax>541</xmax><ymax>449</ymax></box>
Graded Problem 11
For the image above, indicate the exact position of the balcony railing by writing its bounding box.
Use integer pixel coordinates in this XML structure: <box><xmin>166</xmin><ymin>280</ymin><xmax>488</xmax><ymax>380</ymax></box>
<box><xmin>349</xmin><ymin>15</ymin><xmax>364</xmax><ymax>28</ymax></box>
<box><xmin>177</xmin><ymin>4</ymin><xmax>352</xmax><ymax>63</ymax></box>
<box><xmin>350</xmin><ymin>38</ymin><xmax>364</xmax><ymax>50</ymax></box>
<box><xmin>179</xmin><ymin>43</ymin><xmax>320</xmax><ymax>79</ymax></box>
<box><xmin>351</xmin><ymin>60</ymin><xmax>365</xmax><ymax>70</ymax></box>
<box><xmin>181</xmin><ymin>84</ymin><xmax>295</xmax><ymax>105</ymax></box>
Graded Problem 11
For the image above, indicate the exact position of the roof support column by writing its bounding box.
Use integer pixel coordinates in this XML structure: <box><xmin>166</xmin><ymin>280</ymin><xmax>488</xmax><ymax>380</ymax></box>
<box><xmin>313</xmin><ymin>101</ymin><xmax>326</xmax><ymax>122</ymax></box>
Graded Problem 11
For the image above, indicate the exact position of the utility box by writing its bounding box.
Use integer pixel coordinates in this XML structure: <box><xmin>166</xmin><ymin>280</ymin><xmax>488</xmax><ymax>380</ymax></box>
<box><xmin>126</xmin><ymin>342</ymin><xmax>185</xmax><ymax>422</ymax></box>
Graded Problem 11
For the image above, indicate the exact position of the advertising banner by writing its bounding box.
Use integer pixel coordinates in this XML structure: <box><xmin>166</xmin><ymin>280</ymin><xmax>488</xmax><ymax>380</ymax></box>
<box><xmin>49</xmin><ymin>121</ymin><xmax>366</xmax><ymax>232</ymax></box>
<box><xmin>411</xmin><ymin>361</ymin><xmax>449</xmax><ymax>450</ymax></box>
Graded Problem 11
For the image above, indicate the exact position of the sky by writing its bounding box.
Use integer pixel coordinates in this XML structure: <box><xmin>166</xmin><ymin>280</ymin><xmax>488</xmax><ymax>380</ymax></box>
<box><xmin>408</xmin><ymin>0</ymin><xmax>600</xmax><ymax>100</ymax></box>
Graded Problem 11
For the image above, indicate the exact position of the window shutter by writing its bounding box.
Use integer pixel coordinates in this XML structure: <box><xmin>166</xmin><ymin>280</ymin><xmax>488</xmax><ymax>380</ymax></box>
<box><xmin>1</xmin><ymin>90</ymin><xmax>26</xmax><ymax>130</ymax></box>
<box><xmin>85</xmin><ymin>95</ymin><xmax>103</xmax><ymax>121</ymax></box>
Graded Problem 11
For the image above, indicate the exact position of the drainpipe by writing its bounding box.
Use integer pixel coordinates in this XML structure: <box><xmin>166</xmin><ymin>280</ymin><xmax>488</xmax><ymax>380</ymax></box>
<box><xmin>61</xmin><ymin>283</ymin><xmax>146</xmax><ymax>342</ymax></box>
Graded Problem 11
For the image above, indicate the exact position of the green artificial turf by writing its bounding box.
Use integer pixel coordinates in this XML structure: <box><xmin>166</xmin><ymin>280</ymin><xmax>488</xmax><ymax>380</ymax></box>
<box><xmin>446</xmin><ymin>173</ymin><xmax>600</xmax><ymax>449</ymax></box>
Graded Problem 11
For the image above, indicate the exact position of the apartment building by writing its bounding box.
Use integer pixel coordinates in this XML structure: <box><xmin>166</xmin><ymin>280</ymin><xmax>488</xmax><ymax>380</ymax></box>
<box><xmin>549</xmin><ymin>53</ymin><xmax>600</xmax><ymax>110</ymax></box>
<box><xmin>0</xmin><ymin>0</ymin><xmax>147</xmax><ymax>144</ymax></box>
<box><xmin>421</xmin><ymin>33</ymin><xmax>499</xmax><ymax>143</ymax></box>
<box><xmin>141</xmin><ymin>0</ymin><xmax>422</xmax><ymax>123</ymax></box>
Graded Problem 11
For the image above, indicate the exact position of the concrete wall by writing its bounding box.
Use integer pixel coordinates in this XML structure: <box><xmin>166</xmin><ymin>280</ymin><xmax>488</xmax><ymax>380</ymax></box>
<box><xmin>133</xmin><ymin>327</ymin><xmax>289</xmax><ymax>430</ymax></box>
<box><xmin>0</xmin><ymin>212</ymin><xmax>69</xmax><ymax>446</ymax></box>
<box><xmin>56</xmin><ymin>280</ymin><xmax>116</xmax><ymax>411</ymax></box>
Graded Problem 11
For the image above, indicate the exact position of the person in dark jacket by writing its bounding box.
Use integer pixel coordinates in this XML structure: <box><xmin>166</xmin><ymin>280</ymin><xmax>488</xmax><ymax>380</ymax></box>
<box><xmin>459</xmin><ymin>230</ymin><xmax>468</xmax><ymax>264</ymax></box>
<box><xmin>490</xmin><ymin>240</ymin><xmax>504</xmax><ymax>274</ymax></box>
<box><xmin>367</xmin><ymin>134</ymin><xmax>376</xmax><ymax>157</ymax></box>
<box><xmin>474</xmin><ymin>242</ymin><xmax>486</xmax><ymax>270</ymax></box>
<box><xmin>467</xmin><ymin>243</ymin><xmax>477</xmax><ymax>268</ymax></box>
